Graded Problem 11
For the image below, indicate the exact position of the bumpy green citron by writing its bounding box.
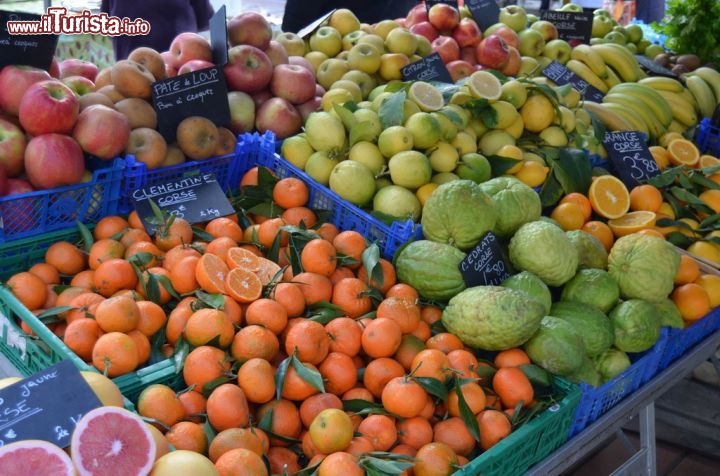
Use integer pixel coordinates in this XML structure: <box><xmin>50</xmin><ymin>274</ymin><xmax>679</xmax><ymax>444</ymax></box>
<box><xmin>442</xmin><ymin>285</ymin><xmax>545</xmax><ymax>350</ymax></box>
<box><xmin>592</xmin><ymin>348</ymin><xmax>632</xmax><ymax>383</ymax></box>
<box><xmin>549</xmin><ymin>301</ymin><xmax>614</xmax><ymax>357</ymax></box>
<box><xmin>501</xmin><ymin>270</ymin><xmax>552</xmax><ymax>315</ymax></box>
<box><xmin>478</xmin><ymin>176</ymin><xmax>542</xmax><ymax>237</ymax></box>
<box><xmin>607</xmin><ymin>234</ymin><xmax>680</xmax><ymax>302</ymax></box>
<box><xmin>609</xmin><ymin>299</ymin><xmax>662</xmax><ymax>353</ymax></box>
<box><xmin>304</xmin><ymin>111</ymin><xmax>347</xmax><ymax>153</ymax></box>
<box><xmin>566</xmin><ymin>355</ymin><xmax>603</xmax><ymax>386</ymax></box>
<box><xmin>523</xmin><ymin>315</ymin><xmax>587</xmax><ymax>376</ymax></box>
<box><xmin>651</xmin><ymin>298</ymin><xmax>684</xmax><ymax>329</ymax></box>
<box><xmin>560</xmin><ymin>268</ymin><xmax>620</xmax><ymax>314</ymax></box>
<box><xmin>509</xmin><ymin>220</ymin><xmax>579</xmax><ymax>287</ymax></box>
<box><xmin>395</xmin><ymin>240</ymin><xmax>467</xmax><ymax>301</ymax></box>
<box><xmin>566</xmin><ymin>230</ymin><xmax>608</xmax><ymax>270</ymax></box>
<box><xmin>421</xmin><ymin>180</ymin><xmax>498</xmax><ymax>251</ymax></box>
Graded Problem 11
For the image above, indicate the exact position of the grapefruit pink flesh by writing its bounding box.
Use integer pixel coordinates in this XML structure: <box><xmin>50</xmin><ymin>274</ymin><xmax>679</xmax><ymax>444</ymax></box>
<box><xmin>0</xmin><ymin>439</ymin><xmax>75</xmax><ymax>475</ymax></box>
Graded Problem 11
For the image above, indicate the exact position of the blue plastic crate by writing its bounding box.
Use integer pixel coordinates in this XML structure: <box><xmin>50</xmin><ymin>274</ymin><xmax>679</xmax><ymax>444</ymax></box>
<box><xmin>658</xmin><ymin>307</ymin><xmax>720</xmax><ymax>372</ymax></box>
<box><xmin>568</xmin><ymin>328</ymin><xmax>669</xmax><ymax>437</ymax></box>
<box><xmin>249</xmin><ymin>131</ymin><xmax>423</xmax><ymax>260</ymax></box>
<box><xmin>116</xmin><ymin>135</ymin><xmax>255</xmax><ymax>214</ymax></box>
<box><xmin>0</xmin><ymin>157</ymin><xmax>123</xmax><ymax>243</ymax></box>
<box><xmin>695</xmin><ymin>118</ymin><xmax>720</xmax><ymax>157</ymax></box>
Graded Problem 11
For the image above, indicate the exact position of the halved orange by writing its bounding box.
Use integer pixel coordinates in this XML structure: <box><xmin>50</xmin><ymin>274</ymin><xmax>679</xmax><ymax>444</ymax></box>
<box><xmin>607</xmin><ymin>211</ymin><xmax>657</xmax><ymax>237</ymax></box>
<box><xmin>195</xmin><ymin>253</ymin><xmax>229</xmax><ymax>294</ymax></box>
<box><xmin>667</xmin><ymin>138</ymin><xmax>700</xmax><ymax>167</ymax></box>
<box><xmin>648</xmin><ymin>145</ymin><xmax>670</xmax><ymax>170</ymax></box>
<box><xmin>588</xmin><ymin>175</ymin><xmax>630</xmax><ymax>219</ymax></box>
<box><xmin>699</xmin><ymin>154</ymin><xmax>720</xmax><ymax>168</ymax></box>
<box><xmin>225</xmin><ymin>246</ymin><xmax>261</xmax><ymax>272</ymax></box>
<box><xmin>254</xmin><ymin>256</ymin><xmax>283</xmax><ymax>286</ymax></box>
<box><xmin>225</xmin><ymin>267</ymin><xmax>262</xmax><ymax>303</ymax></box>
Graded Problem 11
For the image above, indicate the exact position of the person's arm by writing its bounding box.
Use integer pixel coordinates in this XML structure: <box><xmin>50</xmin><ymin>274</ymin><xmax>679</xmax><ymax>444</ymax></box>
<box><xmin>190</xmin><ymin>0</ymin><xmax>215</xmax><ymax>31</ymax></box>
<box><xmin>100</xmin><ymin>0</ymin><xmax>110</xmax><ymax>14</ymax></box>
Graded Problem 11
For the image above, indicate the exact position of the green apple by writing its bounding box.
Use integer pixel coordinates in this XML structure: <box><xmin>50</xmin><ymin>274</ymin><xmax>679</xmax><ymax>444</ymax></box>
<box><xmin>315</xmin><ymin>57</ymin><xmax>350</xmax><ymax>90</ymax></box>
<box><xmin>356</xmin><ymin>34</ymin><xmax>386</xmax><ymax>55</ymax></box>
<box><xmin>309</xmin><ymin>26</ymin><xmax>343</xmax><ymax>57</ymax></box>
<box><xmin>329</xmin><ymin>8</ymin><xmax>361</xmax><ymax>36</ymax></box>
<box><xmin>378</xmin><ymin>53</ymin><xmax>410</xmax><ymax>82</ymax></box>
<box><xmin>518</xmin><ymin>55</ymin><xmax>540</xmax><ymax>77</ymax></box>
<box><xmin>604</xmin><ymin>30</ymin><xmax>627</xmax><ymax>45</ymax></box>
<box><xmin>518</xmin><ymin>28</ymin><xmax>546</xmax><ymax>58</ymax></box>
<box><xmin>342</xmin><ymin>69</ymin><xmax>377</xmax><ymax>99</ymax></box>
<box><xmin>373</xmin><ymin>19</ymin><xmax>401</xmax><ymax>40</ymax></box>
<box><xmin>624</xmin><ymin>24</ymin><xmax>643</xmax><ymax>44</ymax></box>
<box><xmin>636</xmin><ymin>38</ymin><xmax>651</xmax><ymax>54</ymax></box>
<box><xmin>304</xmin><ymin>50</ymin><xmax>329</xmax><ymax>72</ymax></box>
<box><xmin>342</xmin><ymin>30</ymin><xmax>367</xmax><ymax>51</ymax></box>
<box><xmin>644</xmin><ymin>43</ymin><xmax>665</xmax><ymax>60</ymax></box>
<box><xmin>594</xmin><ymin>8</ymin><xmax>612</xmax><ymax>18</ymax></box>
<box><xmin>498</xmin><ymin>5</ymin><xmax>528</xmax><ymax>32</ymax></box>
<box><xmin>329</xmin><ymin>79</ymin><xmax>363</xmax><ymax>103</ymax></box>
<box><xmin>321</xmin><ymin>87</ymin><xmax>355</xmax><ymax>112</ymax></box>
<box><xmin>559</xmin><ymin>3</ymin><xmax>583</xmax><ymax>13</ymax></box>
<box><xmin>592</xmin><ymin>14</ymin><xmax>614</xmax><ymax>38</ymax></box>
<box><xmin>347</xmin><ymin>42</ymin><xmax>382</xmax><ymax>74</ymax></box>
<box><xmin>275</xmin><ymin>32</ymin><xmax>307</xmax><ymax>57</ymax></box>
<box><xmin>530</xmin><ymin>20</ymin><xmax>558</xmax><ymax>42</ymax></box>
<box><xmin>384</xmin><ymin>27</ymin><xmax>418</xmax><ymax>57</ymax></box>
<box><xmin>543</xmin><ymin>39</ymin><xmax>572</xmax><ymax>64</ymax></box>
<box><xmin>414</xmin><ymin>35</ymin><xmax>433</xmax><ymax>57</ymax></box>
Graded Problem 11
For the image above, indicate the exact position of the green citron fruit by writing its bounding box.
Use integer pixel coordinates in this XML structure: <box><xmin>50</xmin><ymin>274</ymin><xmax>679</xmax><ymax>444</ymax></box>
<box><xmin>549</xmin><ymin>300</ymin><xmax>614</xmax><ymax>358</ymax></box>
<box><xmin>478</xmin><ymin>176</ymin><xmax>542</xmax><ymax>237</ymax></box>
<box><xmin>593</xmin><ymin>348</ymin><xmax>632</xmax><ymax>383</ymax></box>
<box><xmin>609</xmin><ymin>299</ymin><xmax>662</xmax><ymax>353</ymax></box>
<box><xmin>566</xmin><ymin>229</ymin><xmax>609</xmax><ymax>270</ymax></box>
<box><xmin>328</xmin><ymin>160</ymin><xmax>376</xmax><ymax>206</ymax></box>
<box><xmin>524</xmin><ymin>315</ymin><xmax>587</xmax><ymax>377</ymax></box>
<box><xmin>395</xmin><ymin>240</ymin><xmax>467</xmax><ymax>301</ymax></box>
<box><xmin>442</xmin><ymin>285</ymin><xmax>546</xmax><ymax>351</ymax></box>
<box><xmin>651</xmin><ymin>298</ymin><xmax>684</xmax><ymax>329</ymax></box>
<box><xmin>560</xmin><ymin>268</ymin><xmax>620</xmax><ymax>314</ymax></box>
<box><xmin>421</xmin><ymin>179</ymin><xmax>498</xmax><ymax>251</ymax></box>
<box><xmin>502</xmin><ymin>271</ymin><xmax>553</xmax><ymax>315</ymax></box>
<box><xmin>509</xmin><ymin>220</ymin><xmax>579</xmax><ymax>287</ymax></box>
<box><xmin>304</xmin><ymin>111</ymin><xmax>347</xmax><ymax>153</ymax></box>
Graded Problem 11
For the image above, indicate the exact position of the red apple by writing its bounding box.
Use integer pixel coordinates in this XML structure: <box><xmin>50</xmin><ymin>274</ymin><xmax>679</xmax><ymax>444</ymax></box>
<box><xmin>432</xmin><ymin>35</ymin><xmax>461</xmax><ymax>64</ymax></box>
<box><xmin>72</xmin><ymin>104</ymin><xmax>131</xmax><ymax>160</ymax></box>
<box><xmin>0</xmin><ymin>166</ymin><xmax>7</xmax><ymax>196</ymax></box>
<box><xmin>169</xmin><ymin>32</ymin><xmax>212</xmax><ymax>69</ymax></box>
<box><xmin>460</xmin><ymin>45</ymin><xmax>478</xmax><ymax>65</ymax></box>
<box><xmin>446</xmin><ymin>60</ymin><xmax>476</xmax><ymax>82</ymax></box>
<box><xmin>0</xmin><ymin>117</ymin><xmax>27</xmax><ymax>177</ymax></box>
<box><xmin>24</xmin><ymin>133</ymin><xmax>85</xmax><ymax>189</ymax></box>
<box><xmin>252</xmin><ymin>89</ymin><xmax>273</xmax><ymax>109</ymax></box>
<box><xmin>1</xmin><ymin>178</ymin><xmax>37</xmax><ymax>233</ymax></box>
<box><xmin>491</xmin><ymin>25</ymin><xmax>520</xmax><ymax>50</ymax></box>
<box><xmin>59</xmin><ymin>58</ymin><xmax>99</xmax><ymax>82</ymax></box>
<box><xmin>475</xmin><ymin>35</ymin><xmax>511</xmax><ymax>70</ymax></box>
<box><xmin>288</xmin><ymin>55</ymin><xmax>315</xmax><ymax>74</ymax></box>
<box><xmin>177</xmin><ymin>59</ymin><xmax>215</xmax><ymax>75</ymax></box>
<box><xmin>19</xmin><ymin>80</ymin><xmax>80</xmax><ymax>136</ymax></box>
<box><xmin>405</xmin><ymin>3</ymin><xmax>429</xmax><ymax>28</ymax></box>
<box><xmin>255</xmin><ymin>97</ymin><xmax>303</xmax><ymax>140</ymax></box>
<box><xmin>228</xmin><ymin>11</ymin><xmax>273</xmax><ymax>50</ymax></box>
<box><xmin>227</xmin><ymin>91</ymin><xmax>256</xmax><ymax>134</ymax></box>
<box><xmin>500</xmin><ymin>46</ymin><xmax>521</xmax><ymax>76</ymax></box>
<box><xmin>452</xmin><ymin>17</ymin><xmax>482</xmax><ymax>48</ymax></box>
<box><xmin>410</xmin><ymin>21</ymin><xmax>440</xmax><ymax>42</ymax></box>
<box><xmin>161</xmin><ymin>50</ymin><xmax>178</xmax><ymax>70</ymax></box>
<box><xmin>295</xmin><ymin>96</ymin><xmax>322</xmax><ymax>122</ymax></box>
<box><xmin>270</xmin><ymin>63</ymin><xmax>316</xmax><ymax>105</ymax></box>
<box><xmin>264</xmin><ymin>40</ymin><xmax>289</xmax><ymax>67</ymax></box>
<box><xmin>224</xmin><ymin>44</ymin><xmax>274</xmax><ymax>94</ymax></box>
<box><xmin>0</xmin><ymin>65</ymin><xmax>52</xmax><ymax>116</ymax></box>
<box><xmin>62</xmin><ymin>75</ymin><xmax>95</xmax><ymax>96</ymax></box>
<box><xmin>428</xmin><ymin>3</ymin><xmax>460</xmax><ymax>32</ymax></box>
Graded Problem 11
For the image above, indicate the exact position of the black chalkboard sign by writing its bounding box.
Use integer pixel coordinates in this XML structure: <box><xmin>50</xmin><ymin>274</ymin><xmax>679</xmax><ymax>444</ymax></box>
<box><xmin>602</xmin><ymin>130</ymin><xmax>660</xmax><ymax>189</ymax></box>
<box><xmin>209</xmin><ymin>5</ymin><xmax>228</xmax><ymax>66</ymax></box>
<box><xmin>0</xmin><ymin>360</ymin><xmax>102</xmax><ymax>448</ymax></box>
<box><xmin>542</xmin><ymin>61</ymin><xmax>605</xmax><ymax>102</ymax></box>
<box><xmin>151</xmin><ymin>66</ymin><xmax>231</xmax><ymax>141</ymax></box>
<box><xmin>465</xmin><ymin>0</ymin><xmax>501</xmax><ymax>32</ymax></box>
<box><xmin>426</xmin><ymin>0</ymin><xmax>460</xmax><ymax>14</ymax></box>
<box><xmin>540</xmin><ymin>10</ymin><xmax>592</xmax><ymax>47</ymax></box>
<box><xmin>402</xmin><ymin>52</ymin><xmax>453</xmax><ymax>83</ymax></box>
<box><xmin>297</xmin><ymin>10</ymin><xmax>334</xmax><ymax>39</ymax></box>
<box><xmin>0</xmin><ymin>11</ymin><xmax>59</xmax><ymax>71</ymax></box>
<box><xmin>635</xmin><ymin>54</ymin><xmax>678</xmax><ymax>78</ymax></box>
<box><xmin>459</xmin><ymin>232</ymin><xmax>512</xmax><ymax>286</ymax></box>
<box><xmin>131</xmin><ymin>172</ymin><xmax>235</xmax><ymax>232</ymax></box>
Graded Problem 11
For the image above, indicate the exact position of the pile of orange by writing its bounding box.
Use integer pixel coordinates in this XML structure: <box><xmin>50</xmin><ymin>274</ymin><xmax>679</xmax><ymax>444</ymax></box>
<box><xmin>4</xmin><ymin>167</ymin><xmax>559</xmax><ymax>474</ymax></box>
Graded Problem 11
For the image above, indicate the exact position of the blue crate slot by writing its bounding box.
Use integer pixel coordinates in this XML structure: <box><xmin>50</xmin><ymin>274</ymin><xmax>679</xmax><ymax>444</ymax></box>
<box><xmin>695</xmin><ymin>118</ymin><xmax>720</xmax><ymax>157</ymax></box>
<box><xmin>658</xmin><ymin>307</ymin><xmax>720</xmax><ymax>371</ymax></box>
<box><xmin>0</xmin><ymin>157</ymin><xmax>123</xmax><ymax>243</ymax></box>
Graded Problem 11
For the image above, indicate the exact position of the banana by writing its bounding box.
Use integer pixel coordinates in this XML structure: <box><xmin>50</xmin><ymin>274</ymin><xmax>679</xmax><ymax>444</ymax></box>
<box><xmin>607</xmin><ymin>82</ymin><xmax>674</xmax><ymax>128</ymax></box>
<box><xmin>685</xmin><ymin>75</ymin><xmax>717</xmax><ymax>118</ymax></box>
<box><xmin>656</xmin><ymin>90</ymin><xmax>700</xmax><ymax>127</ymax></box>
<box><xmin>590</xmin><ymin>43</ymin><xmax>641</xmax><ymax>83</ymax></box>
<box><xmin>602</xmin><ymin>66</ymin><xmax>623</xmax><ymax>90</ymax></box>
<box><xmin>582</xmin><ymin>100</ymin><xmax>634</xmax><ymax>132</ymax></box>
<box><xmin>602</xmin><ymin>93</ymin><xmax>666</xmax><ymax>138</ymax></box>
<box><xmin>638</xmin><ymin>76</ymin><xmax>685</xmax><ymax>93</ymax></box>
<box><xmin>692</xmin><ymin>66</ymin><xmax>720</xmax><ymax>104</ymax></box>
<box><xmin>566</xmin><ymin>59</ymin><xmax>609</xmax><ymax>93</ymax></box>
<box><xmin>602</xmin><ymin>101</ymin><xmax>651</xmax><ymax>136</ymax></box>
<box><xmin>570</xmin><ymin>44</ymin><xmax>609</xmax><ymax>79</ymax></box>
<box><xmin>668</xmin><ymin>120</ymin><xmax>689</xmax><ymax>134</ymax></box>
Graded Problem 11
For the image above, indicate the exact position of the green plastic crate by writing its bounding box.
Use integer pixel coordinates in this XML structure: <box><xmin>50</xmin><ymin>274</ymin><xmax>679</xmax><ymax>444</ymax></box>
<box><xmin>455</xmin><ymin>377</ymin><xmax>581</xmax><ymax>476</ymax></box>
<box><xmin>0</xmin><ymin>229</ymin><xmax>183</xmax><ymax>404</ymax></box>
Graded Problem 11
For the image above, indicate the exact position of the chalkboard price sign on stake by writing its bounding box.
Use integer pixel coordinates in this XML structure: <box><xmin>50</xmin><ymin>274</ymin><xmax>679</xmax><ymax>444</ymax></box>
<box><xmin>0</xmin><ymin>360</ymin><xmax>102</xmax><ymax>448</ymax></box>
<box><xmin>0</xmin><ymin>10</ymin><xmax>59</xmax><ymax>71</ymax></box>
<box><xmin>464</xmin><ymin>0</ymin><xmax>501</xmax><ymax>32</ymax></box>
<box><xmin>152</xmin><ymin>66</ymin><xmax>231</xmax><ymax>142</ymax></box>
<box><xmin>635</xmin><ymin>55</ymin><xmax>678</xmax><ymax>78</ymax></box>
<box><xmin>540</xmin><ymin>10</ymin><xmax>592</xmax><ymax>46</ymax></box>
<box><xmin>402</xmin><ymin>52</ymin><xmax>453</xmax><ymax>83</ymax></box>
<box><xmin>602</xmin><ymin>130</ymin><xmax>660</xmax><ymax>189</ymax></box>
<box><xmin>459</xmin><ymin>232</ymin><xmax>513</xmax><ymax>287</ymax></box>
<box><xmin>541</xmin><ymin>61</ymin><xmax>605</xmax><ymax>102</ymax></box>
<box><xmin>209</xmin><ymin>5</ymin><xmax>228</xmax><ymax>66</ymax></box>
<box><xmin>131</xmin><ymin>172</ymin><xmax>235</xmax><ymax>233</ymax></box>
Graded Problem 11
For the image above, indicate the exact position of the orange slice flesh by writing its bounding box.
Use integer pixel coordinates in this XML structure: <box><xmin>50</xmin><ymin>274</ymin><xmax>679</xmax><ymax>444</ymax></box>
<box><xmin>225</xmin><ymin>247</ymin><xmax>261</xmax><ymax>272</ymax></box>
<box><xmin>666</xmin><ymin>138</ymin><xmax>700</xmax><ymax>167</ymax></box>
<box><xmin>195</xmin><ymin>253</ymin><xmax>229</xmax><ymax>294</ymax></box>
<box><xmin>254</xmin><ymin>256</ymin><xmax>283</xmax><ymax>286</ymax></box>
<box><xmin>607</xmin><ymin>211</ymin><xmax>657</xmax><ymax>237</ymax></box>
<box><xmin>225</xmin><ymin>267</ymin><xmax>263</xmax><ymax>303</ymax></box>
<box><xmin>588</xmin><ymin>175</ymin><xmax>631</xmax><ymax>219</ymax></box>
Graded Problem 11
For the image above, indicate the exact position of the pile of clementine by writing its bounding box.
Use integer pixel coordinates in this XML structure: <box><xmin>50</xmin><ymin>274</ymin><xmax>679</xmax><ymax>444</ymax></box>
<box><xmin>3</xmin><ymin>166</ymin><xmax>563</xmax><ymax>474</ymax></box>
